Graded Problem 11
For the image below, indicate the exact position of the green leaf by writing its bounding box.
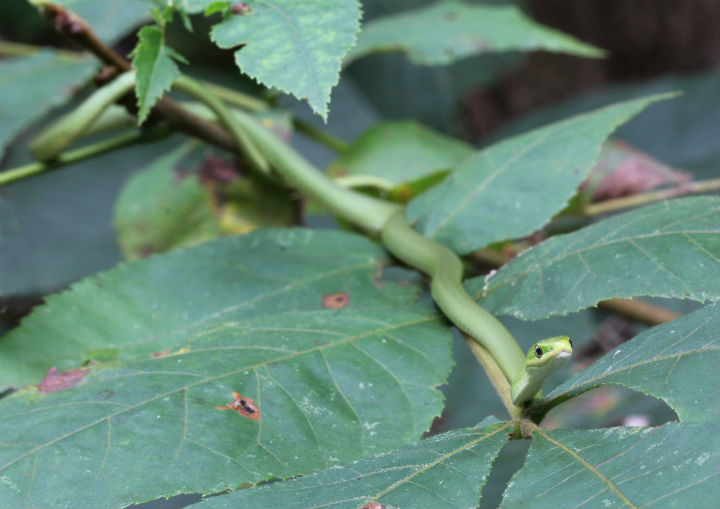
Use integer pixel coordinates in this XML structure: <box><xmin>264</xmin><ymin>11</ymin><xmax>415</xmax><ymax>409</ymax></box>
<box><xmin>328</xmin><ymin>120</ymin><xmax>473</xmax><ymax>187</ymax></box>
<box><xmin>189</xmin><ymin>419</ymin><xmax>510</xmax><ymax>509</ymax></box>
<box><xmin>210</xmin><ymin>0</ymin><xmax>361</xmax><ymax>120</ymax></box>
<box><xmin>0</xmin><ymin>231</ymin><xmax>452</xmax><ymax>508</ymax></box>
<box><xmin>30</xmin><ymin>0</ymin><xmax>150</xmax><ymax>43</ymax></box>
<box><xmin>114</xmin><ymin>145</ymin><xmax>296</xmax><ymax>260</ymax></box>
<box><xmin>113</xmin><ymin>146</ymin><xmax>222</xmax><ymax>260</ymax></box>
<box><xmin>406</xmin><ymin>94</ymin><xmax>674</xmax><ymax>255</ymax></box>
<box><xmin>533</xmin><ymin>302</ymin><xmax>720</xmax><ymax>423</ymax></box>
<box><xmin>501</xmin><ymin>423</ymin><xmax>720</xmax><ymax>508</ymax></box>
<box><xmin>347</xmin><ymin>1</ymin><xmax>604</xmax><ymax>66</ymax></box>
<box><xmin>181</xmin><ymin>0</ymin><xmax>223</xmax><ymax>14</ymax></box>
<box><xmin>469</xmin><ymin>196</ymin><xmax>720</xmax><ymax>320</ymax></box>
<box><xmin>132</xmin><ymin>25</ymin><xmax>187</xmax><ymax>124</ymax></box>
<box><xmin>0</xmin><ymin>51</ymin><xmax>95</xmax><ymax>158</ymax></box>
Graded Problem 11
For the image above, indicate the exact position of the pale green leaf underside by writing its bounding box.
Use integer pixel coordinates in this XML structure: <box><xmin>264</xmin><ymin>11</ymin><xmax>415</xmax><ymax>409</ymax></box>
<box><xmin>536</xmin><ymin>302</ymin><xmax>720</xmax><ymax>423</ymax></box>
<box><xmin>328</xmin><ymin>120</ymin><xmax>473</xmax><ymax>186</ymax></box>
<box><xmin>347</xmin><ymin>0</ymin><xmax>603</xmax><ymax>66</ymax></box>
<box><xmin>132</xmin><ymin>25</ymin><xmax>184</xmax><ymax>124</ymax></box>
<box><xmin>469</xmin><ymin>196</ymin><xmax>720</xmax><ymax>320</ymax></box>
<box><xmin>113</xmin><ymin>145</ymin><xmax>221</xmax><ymax>260</ymax></box>
<box><xmin>0</xmin><ymin>51</ymin><xmax>95</xmax><ymax>157</ymax></box>
<box><xmin>0</xmin><ymin>231</ymin><xmax>452</xmax><ymax>508</ymax></box>
<box><xmin>502</xmin><ymin>423</ymin><xmax>720</xmax><ymax>508</ymax></box>
<box><xmin>210</xmin><ymin>0</ymin><xmax>361</xmax><ymax>120</ymax></box>
<box><xmin>190</xmin><ymin>419</ymin><xmax>509</xmax><ymax>509</ymax></box>
<box><xmin>407</xmin><ymin>94</ymin><xmax>673</xmax><ymax>255</ymax></box>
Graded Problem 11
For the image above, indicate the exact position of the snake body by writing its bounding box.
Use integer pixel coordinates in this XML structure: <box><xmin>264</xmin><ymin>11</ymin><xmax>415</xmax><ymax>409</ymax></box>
<box><xmin>28</xmin><ymin>71</ymin><xmax>571</xmax><ymax>406</ymax></box>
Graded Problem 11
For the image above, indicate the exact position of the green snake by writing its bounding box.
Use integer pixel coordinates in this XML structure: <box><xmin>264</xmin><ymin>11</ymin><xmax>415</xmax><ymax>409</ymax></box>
<box><xmin>29</xmin><ymin>71</ymin><xmax>572</xmax><ymax>406</ymax></box>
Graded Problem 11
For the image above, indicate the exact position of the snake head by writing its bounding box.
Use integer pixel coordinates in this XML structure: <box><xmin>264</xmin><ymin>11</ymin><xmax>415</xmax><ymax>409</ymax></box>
<box><xmin>525</xmin><ymin>335</ymin><xmax>573</xmax><ymax>374</ymax></box>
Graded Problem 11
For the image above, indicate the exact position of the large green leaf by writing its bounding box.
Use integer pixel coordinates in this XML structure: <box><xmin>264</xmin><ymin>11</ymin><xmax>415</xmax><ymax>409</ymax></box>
<box><xmin>407</xmin><ymin>94</ymin><xmax>673</xmax><ymax>254</ymax></box>
<box><xmin>0</xmin><ymin>229</ymin><xmax>448</xmax><ymax>388</ymax></box>
<box><xmin>29</xmin><ymin>0</ymin><xmax>150</xmax><ymax>43</ymax></box>
<box><xmin>501</xmin><ymin>423</ymin><xmax>720</xmax><ymax>508</ymax></box>
<box><xmin>210</xmin><ymin>0</ymin><xmax>361</xmax><ymax>120</ymax></box>
<box><xmin>346</xmin><ymin>1</ymin><xmax>603</xmax><ymax>66</ymax></box>
<box><xmin>0</xmin><ymin>51</ymin><xmax>95</xmax><ymax>157</ymax></box>
<box><xmin>532</xmin><ymin>302</ymin><xmax>720</xmax><ymax>423</ymax></box>
<box><xmin>469</xmin><ymin>197</ymin><xmax>720</xmax><ymax>320</ymax></box>
<box><xmin>189</xmin><ymin>418</ymin><xmax>509</xmax><ymax>509</ymax></box>
<box><xmin>0</xmin><ymin>230</ymin><xmax>452</xmax><ymax>508</ymax></box>
<box><xmin>131</xmin><ymin>25</ymin><xmax>187</xmax><ymax>124</ymax></box>
<box><xmin>328</xmin><ymin>120</ymin><xmax>473</xmax><ymax>187</ymax></box>
<box><xmin>113</xmin><ymin>145</ymin><xmax>221</xmax><ymax>260</ymax></box>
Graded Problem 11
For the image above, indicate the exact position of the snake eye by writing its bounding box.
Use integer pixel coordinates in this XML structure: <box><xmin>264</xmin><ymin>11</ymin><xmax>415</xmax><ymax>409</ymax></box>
<box><xmin>534</xmin><ymin>345</ymin><xmax>543</xmax><ymax>358</ymax></box>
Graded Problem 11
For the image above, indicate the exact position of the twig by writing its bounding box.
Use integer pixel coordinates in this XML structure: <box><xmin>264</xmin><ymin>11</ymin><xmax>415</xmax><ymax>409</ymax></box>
<box><xmin>597</xmin><ymin>298</ymin><xmax>681</xmax><ymax>325</ymax></box>
<box><xmin>583</xmin><ymin>178</ymin><xmax>720</xmax><ymax>216</ymax></box>
<box><xmin>0</xmin><ymin>41</ymin><xmax>86</xmax><ymax>60</ymax></box>
<box><xmin>0</xmin><ymin>129</ymin><xmax>166</xmax><ymax>186</ymax></box>
<box><xmin>42</xmin><ymin>4</ymin><xmax>238</xmax><ymax>154</ymax></box>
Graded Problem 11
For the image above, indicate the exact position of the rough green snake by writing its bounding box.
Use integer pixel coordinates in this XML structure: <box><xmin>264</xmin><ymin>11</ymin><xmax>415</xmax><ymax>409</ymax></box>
<box><xmin>28</xmin><ymin>71</ymin><xmax>572</xmax><ymax>407</ymax></box>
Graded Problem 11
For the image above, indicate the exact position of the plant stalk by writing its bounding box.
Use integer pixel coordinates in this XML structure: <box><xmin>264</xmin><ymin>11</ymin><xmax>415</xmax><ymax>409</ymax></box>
<box><xmin>41</xmin><ymin>4</ymin><xmax>239</xmax><ymax>154</ymax></box>
<box><xmin>0</xmin><ymin>130</ymin><xmax>162</xmax><ymax>186</ymax></box>
<box><xmin>583</xmin><ymin>178</ymin><xmax>720</xmax><ymax>215</ymax></box>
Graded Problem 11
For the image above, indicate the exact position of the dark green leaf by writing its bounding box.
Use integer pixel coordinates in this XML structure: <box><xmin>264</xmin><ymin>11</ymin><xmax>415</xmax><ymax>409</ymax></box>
<box><xmin>470</xmin><ymin>197</ymin><xmax>720</xmax><ymax>320</ymax></box>
<box><xmin>0</xmin><ymin>51</ymin><xmax>95</xmax><ymax>157</ymax></box>
<box><xmin>328</xmin><ymin>120</ymin><xmax>473</xmax><ymax>187</ymax></box>
<box><xmin>189</xmin><ymin>419</ymin><xmax>510</xmax><ymax>509</ymax></box>
<box><xmin>502</xmin><ymin>423</ymin><xmax>720</xmax><ymax>508</ymax></box>
<box><xmin>113</xmin><ymin>145</ymin><xmax>222</xmax><ymax>260</ymax></box>
<box><xmin>407</xmin><ymin>94</ymin><xmax>674</xmax><ymax>254</ymax></box>
<box><xmin>32</xmin><ymin>0</ymin><xmax>150</xmax><ymax>43</ymax></box>
<box><xmin>534</xmin><ymin>302</ymin><xmax>720</xmax><ymax>423</ymax></box>
<box><xmin>347</xmin><ymin>1</ymin><xmax>603</xmax><ymax>65</ymax></box>
<box><xmin>132</xmin><ymin>25</ymin><xmax>187</xmax><ymax>124</ymax></box>
<box><xmin>210</xmin><ymin>0</ymin><xmax>361</xmax><ymax>120</ymax></box>
<box><xmin>0</xmin><ymin>231</ymin><xmax>452</xmax><ymax>508</ymax></box>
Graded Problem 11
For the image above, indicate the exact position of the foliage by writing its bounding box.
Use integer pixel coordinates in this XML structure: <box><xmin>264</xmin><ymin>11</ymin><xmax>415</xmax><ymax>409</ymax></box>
<box><xmin>1</xmin><ymin>1</ymin><xmax>719</xmax><ymax>508</ymax></box>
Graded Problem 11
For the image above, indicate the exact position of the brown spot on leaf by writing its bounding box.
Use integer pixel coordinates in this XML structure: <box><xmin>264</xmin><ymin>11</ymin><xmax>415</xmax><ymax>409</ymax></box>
<box><xmin>37</xmin><ymin>367</ymin><xmax>90</xmax><ymax>393</ymax></box>
<box><xmin>362</xmin><ymin>504</ymin><xmax>386</xmax><ymax>509</ymax></box>
<box><xmin>323</xmin><ymin>292</ymin><xmax>349</xmax><ymax>309</ymax></box>
<box><xmin>231</xmin><ymin>2</ymin><xmax>251</xmax><ymax>14</ymax></box>
<box><xmin>372</xmin><ymin>265</ymin><xmax>384</xmax><ymax>288</ymax></box>
<box><xmin>199</xmin><ymin>154</ymin><xmax>240</xmax><ymax>184</ymax></box>
<box><xmin>443</xmin><ymin>11</ymin><xmax>458</xmax><ymax>21</ymax></box>
<box><xmin>216</xmin><ymin>391</ymin><xmax>261</xmax><ymax>421</ymax></box>
<box><xmin>139</xmin><ymin>245</ymin><xmax>155</xmax><ymax>258</ymax></box>
<box><xmin>152</xmin><ymin>347</ymin><xmax>190</xmax><ymax>358</ymax></box>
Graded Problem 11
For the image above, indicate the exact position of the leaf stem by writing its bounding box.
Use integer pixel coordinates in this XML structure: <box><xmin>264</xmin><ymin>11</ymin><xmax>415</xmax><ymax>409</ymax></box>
<box><xmin>200</xmin><ymin>81</ymin><xmax>269</xmax><ymax>112</ymax></box>
<box><xmin>583</xmin><ymin>178</ymin><xmax>720</xmax><ymax>216</ymax></box>
<box><xmin>198</xmin><ymin>80</ymin><xmax>350</xmax><ymax>153</ymax></box>
<box><xmin>293</xmin><ymin>120</ymin><xmax>349</xmax><ymax>153</ymax></box>
<box><xmin>0</xmin><ymin>130</ymin><xmax>165</xmax><ymax>186</ymax></box>
<box><xmin>0</xmin><ymin>41</ymin><xmax>86</xmax><ymax>60</ymax></box>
